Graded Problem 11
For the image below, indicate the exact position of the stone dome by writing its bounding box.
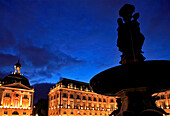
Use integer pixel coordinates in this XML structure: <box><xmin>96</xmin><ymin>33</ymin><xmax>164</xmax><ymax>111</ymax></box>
<box><xmin>2</xmin><ymin>60</ymin><xmax>31</xmax><ymax>87</ymax></box>
<box><xmin>2</xmin><ymin>73</ymin><xmax>31</xmax><ymax>87</ymax></box>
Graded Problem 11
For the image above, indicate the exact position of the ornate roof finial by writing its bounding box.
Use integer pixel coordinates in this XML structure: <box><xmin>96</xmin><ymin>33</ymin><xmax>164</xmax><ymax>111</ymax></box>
<box><xmin>14</xmin><ymin>59</ymin><xmax>22</xmax><ymax>74</ymax></box>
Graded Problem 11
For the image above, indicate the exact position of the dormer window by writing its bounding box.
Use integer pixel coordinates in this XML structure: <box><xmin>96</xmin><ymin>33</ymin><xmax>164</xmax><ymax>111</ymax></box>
<box><xmin>88</xmin><ymin>97</ymin><xmax>92</xmax><ymax>101</ymax></box>
<box><xmin>70</xmin><ymin>83</ymin><xmax>73</xmax><ymax>89</ymax></box>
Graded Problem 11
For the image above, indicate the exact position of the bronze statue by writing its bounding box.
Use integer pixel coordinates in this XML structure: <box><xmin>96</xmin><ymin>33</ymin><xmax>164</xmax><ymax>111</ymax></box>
<box><xmin>117</xmin><ymin>4</ymin><xmax>145</xmax><ymax>64</ymax></box>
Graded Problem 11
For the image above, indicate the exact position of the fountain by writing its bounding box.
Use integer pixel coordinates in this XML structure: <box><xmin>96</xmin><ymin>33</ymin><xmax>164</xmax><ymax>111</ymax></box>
<box><xmin>90</xmin><ymin>4</ymin><xmax>170</xmax><ymax>116</ymax></box>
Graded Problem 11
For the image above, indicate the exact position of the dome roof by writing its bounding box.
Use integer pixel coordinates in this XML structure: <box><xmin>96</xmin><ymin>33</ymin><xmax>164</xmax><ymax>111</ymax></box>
<box><xmin>2</xmin><ymin>73</ymin><xmax>30</xmax><ymax>87</ymax></box>
<box><xmin>2</xmin><ymin>60</ymin><xmax>31</xmax><ymax>87</ymax></box>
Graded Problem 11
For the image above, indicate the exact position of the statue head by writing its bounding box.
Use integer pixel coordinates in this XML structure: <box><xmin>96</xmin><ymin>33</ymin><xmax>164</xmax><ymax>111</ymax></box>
<box><xmin>119</xmin><ymin>4</ymin><xmax>135</xmax><ymax>23</ymax></box>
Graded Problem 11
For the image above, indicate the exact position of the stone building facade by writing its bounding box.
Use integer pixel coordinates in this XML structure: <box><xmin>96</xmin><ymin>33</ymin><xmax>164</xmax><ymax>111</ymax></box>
<box><xmin>0</xmin><ymin>61</ymin><xmax>34</xmax><ymax>116</ymax></box>
<box><xmin>48</xmin><ymin>78</ymin><xmax>117</xmax><ymax>116</ymax></box>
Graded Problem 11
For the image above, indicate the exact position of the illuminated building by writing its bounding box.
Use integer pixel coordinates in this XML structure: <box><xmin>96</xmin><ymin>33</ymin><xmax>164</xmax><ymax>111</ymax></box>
<box><xmin>153</xmin><ymin>90</ymin><xmax>170</xmax><ymax>116</ymax></box>
<box><xmin>48</xmin><ymin>78</ymin><xmax>117</xmax><ymax>116</ymax></box>
<box><xmin>0</xmin><ymin>60</ymin><xmax>34</xmax><ymax>116</ymax></box>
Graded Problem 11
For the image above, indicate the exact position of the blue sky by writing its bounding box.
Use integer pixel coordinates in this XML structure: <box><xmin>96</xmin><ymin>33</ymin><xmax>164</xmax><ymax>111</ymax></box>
<box><xmin>0</xmin><ymin>0</ymin><xmax>169</xmax><ymax>85</ymax></box>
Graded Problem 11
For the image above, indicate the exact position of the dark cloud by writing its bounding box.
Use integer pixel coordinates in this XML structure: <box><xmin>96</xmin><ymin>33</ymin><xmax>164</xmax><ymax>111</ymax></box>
<box><xmin>0</xmin><ymin>53</ymin><xmax>18</xmax><ymax>66</ymax></box>
<box><xmin>19</xmin><ymin>46</ymin><xmax>53</xmax><ymax>67</ymax></box>
<box><xmin>0</xmin><ymin>71</ymin><xmax>9</xmax><ymax>79</ymax></box>
<box><xmin>16</xmin><ymin>45</ymin><xmax>85</xmax><ymax>82</ymax></box>
<box><xmin>19</xmin><ymin>46</ymin><xmax>84</xmax><ymax>68</ymax></box>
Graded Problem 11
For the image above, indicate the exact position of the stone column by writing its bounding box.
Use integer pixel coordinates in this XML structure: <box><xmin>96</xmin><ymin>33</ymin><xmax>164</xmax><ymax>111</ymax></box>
<box><xmin>31</xmin><ymin>93</ymin><xmax>34</xmax><ymax>109</ymax></box>
<box><xmin>67</xmin><ymin>92</ymin><xmax>70</xmax><ymax>106</ymax></box>
<box><xmin>1</xmin><ymin>91</ymin><xmax>4</xmax><ymax>105</ymax></box>
<box><xmin>28</xmin><ymin>94</ymin><xmax>31</xmax><ymax>107</ymax></box>
<box><xmin>20</xmin><ymin>94</ymin><xmax>22</xmax><ymax>106</ymax></box>
<box><xmin>11</xmin><ymin>92</ymin><xmax>13</xmax><ymax>106</ymax></box>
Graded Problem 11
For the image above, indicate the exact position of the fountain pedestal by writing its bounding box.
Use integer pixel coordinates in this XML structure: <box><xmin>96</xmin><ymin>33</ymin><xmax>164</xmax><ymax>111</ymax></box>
<box><xmin>115</xmin><ymin>87</ymin><xmax>166</xmax><ymax>116</ymax></box>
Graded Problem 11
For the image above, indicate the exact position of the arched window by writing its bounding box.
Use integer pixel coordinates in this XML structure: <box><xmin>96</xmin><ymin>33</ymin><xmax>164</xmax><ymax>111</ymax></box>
<box><xmin>77</xmin><ymin>95</ymin><xmax>80</xmax><ymax>99</ymax></box>
<box><xmin>12</xmin><ymin>111</ymin><xmax>19</xmax><ymax>115</ymax></box>
<box><xmin>88</xmin><ymin>97</ymin><xmax>92</xmax><ymax>101</ymax></box>
<box><xmin>110</xmin><ymin>99</ymin><xmax>114</xmax><ymax>102</ymax></box>
<box><xmin>63</xmin><ymin>93</ymin><xmax>67</xmax><ymax>98</ymax></box>
<box><xmin>70</xmin><ymin>94</ymin><xmax>74</xmax><ymax>99</ymax></box>
<box><xmin>94</xmin><ymin>97</ymin><xmax>97</xmax><ymax>101</ymax></box>
<box><xmin>4</xmin><ymin>111</ymin><xmax>7</xmax><ymax>114</ymax></box>
<box><xmin>83</xmin><ymin>96</ymin><xmax>86</xmax><ymax>100</ymax></box>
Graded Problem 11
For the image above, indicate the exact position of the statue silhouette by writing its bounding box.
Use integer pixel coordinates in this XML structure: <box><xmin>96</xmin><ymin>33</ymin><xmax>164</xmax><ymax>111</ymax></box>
<box><xmin>117</xmin><ymin>4</ymin><xmax>145</xmax><ymax>64</ymax></box>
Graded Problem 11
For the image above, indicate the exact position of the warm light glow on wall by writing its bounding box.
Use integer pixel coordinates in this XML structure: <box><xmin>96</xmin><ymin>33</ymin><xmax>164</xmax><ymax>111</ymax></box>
<box><xmin>20</xmin><ymin>96</ymin><xmax>22</xmax><ymax>106</ymax></box>
<box><xmin>49</xmin><ymin>79</ymin><xmax>116</xmax><ymax>116</ymax></box>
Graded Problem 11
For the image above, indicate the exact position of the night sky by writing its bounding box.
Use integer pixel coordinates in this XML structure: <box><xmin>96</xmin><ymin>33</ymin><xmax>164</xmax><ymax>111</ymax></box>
<box><xmin>0</xmin><ymin>0</ymin><xmax>169</xmax><ymax>85</ymax></box>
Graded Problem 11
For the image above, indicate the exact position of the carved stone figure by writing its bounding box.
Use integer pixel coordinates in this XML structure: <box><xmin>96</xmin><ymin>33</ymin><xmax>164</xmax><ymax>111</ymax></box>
<box><xmin>117</xmin><ymin>4</ymin><xmax>145</xmax><ymax>64</ymax></box>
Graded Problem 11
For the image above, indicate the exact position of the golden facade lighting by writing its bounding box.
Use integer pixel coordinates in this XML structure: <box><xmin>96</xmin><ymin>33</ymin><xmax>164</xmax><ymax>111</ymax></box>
<box><xmin>48</xmin><ymin>78</ymin><xmax>117</xmax><ymax>116</ymax></box>
<box><xmin>0</xmin><ymin>61</ymin><xmax>34</xmax><ymax>116</ymax></box>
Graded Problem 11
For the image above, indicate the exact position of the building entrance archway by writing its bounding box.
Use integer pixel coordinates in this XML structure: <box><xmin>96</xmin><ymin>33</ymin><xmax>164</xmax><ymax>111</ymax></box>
<box><xmin>12</xmin><ymin>111</ymin><xmax>19</xmax><ymax>115</ymax></box>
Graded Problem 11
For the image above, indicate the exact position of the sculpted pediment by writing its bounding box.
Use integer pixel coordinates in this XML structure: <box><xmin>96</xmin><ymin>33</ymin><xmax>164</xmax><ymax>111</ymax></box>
<box><xmin>3</xmin><ymin>83</ymin><xmax>32</xmax><ymax>90</ymax></box>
